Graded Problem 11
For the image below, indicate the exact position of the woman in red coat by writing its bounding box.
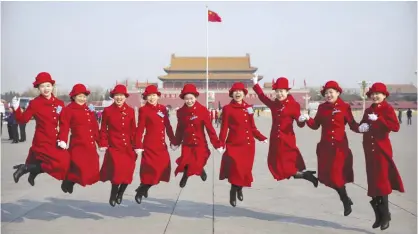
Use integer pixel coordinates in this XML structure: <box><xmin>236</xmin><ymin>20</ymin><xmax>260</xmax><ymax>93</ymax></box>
<box><xmin>57</xmin><ymin>84</ymin><xmax>100</xmax><ymax>194</ymax></box>
<box><xmin>219</xmin><ymin>82</ymin><xmax>267</xmax><ymax>207</ymax></box>
<box><xmin>11</xmin><ymin>72</ymin><xmax>70</xmax><ymax>186</ymax></box>
<box><xmin>173</xmin><ymin>84</ymin><xmax>223</xmax><ymax>188</ymax></box>
<box><xmin>299</xmin><ymin>81</ymin><xmax>360</xmax><ymax>216</ymax></box>
<box><xmin>99</xmin><ymin>84</ymin><xmax>139</xmax><ymax>207</ymax></box>
<box><xmin>134</xmin><ymin>85</ymin><xmax>176</xmax><ymax>204</ymax></box>
<box><xmin>357</xmin><ymin>82</ymin><xmax>404</xmax><ymax>230</ymax></box>
<box><xmin>252</xmin><ymin>75</ymin><xmax>318</xmax><ymax>187</ymax></box>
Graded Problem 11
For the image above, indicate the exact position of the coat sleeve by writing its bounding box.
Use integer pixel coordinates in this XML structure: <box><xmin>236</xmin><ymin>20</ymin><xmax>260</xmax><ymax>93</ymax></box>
<box><xmin>93</xmin><ymin>112</ymin><xmax>100</xmax><ymax>145</ymax></box>
<box><xmin>14</xmin><ymin>100</ymin><xmax>35</xmax><ymax>124</ymax></box>
<box><xmin>174</xmin><ymin>111</ymin><xmax>183</xmax><ymax>146</ymax></box>
<box><xmin>203</xmin><ymin>109</ymin><xmax>221</xmax><ymax>149</ymax></box>
<box><xmin>164</xmin><ymin>109</ymin><xmax>176</xmax><ymax>145</ymax></box>
<box><xmin>250</xmin><ymin>112</ymin><xmax>267</xmax><ymax>141</ymax></box>
<box><xmin>130</xmin><ymin>109</ymin><xmax>137</xmax><ymax>148</ymax></box>
<box><xmin>98</xmin><ymin>108</ymin><xmax>109</xmax><ymax>148</ymax></box>
<box><xmin>377</xmin><ymin>106</ymin><xmax>400</xmax><ymax>132</ymax></box>
<box><xmin>253</xmin><ymin>84</ymin><xmax>273</xmax><ymax>108</ymax></box>
<box><xmin>293</xmin><ymin>102</ymin><xmax>305</xmax><ymax>128</ymax></box>
<box><xmin>306</xmin><ymin>106</ymin><xmax>321</xmax><ymax>130</ymax></box>
<box><xmin>345</xmin><ymin>105</ymin><xmax>360</xmax><ymax>133</ymax></box>
<box><xmin>135</xmin><ymin>108</ymin><xmax>146</xmax><ymax>149</ymax></box>
<box><xmin>58</xmin><ymin>106</ymin><xmax>71</xmax><ymax>143</ymax></box>
<box><xmin>218</xmin><ymin>106</ymin><xmax>229</xmax><ymax>146</ymax></box>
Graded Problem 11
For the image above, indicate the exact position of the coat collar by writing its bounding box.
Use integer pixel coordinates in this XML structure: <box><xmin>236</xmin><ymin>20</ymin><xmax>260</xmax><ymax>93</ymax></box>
<box><xmin>371</xmin><ymin>100</ymin><xmax>388</xmax><ymax>111</ymax></box>
<box><xmin>68</xmin><ymin>101</ymin><xmax>87</xmax><ymax>110</ymax></box>
<box><xmin>230</xmin><ymin>99</ymin><xmax>250</xmax><ymax>108</ymax></box>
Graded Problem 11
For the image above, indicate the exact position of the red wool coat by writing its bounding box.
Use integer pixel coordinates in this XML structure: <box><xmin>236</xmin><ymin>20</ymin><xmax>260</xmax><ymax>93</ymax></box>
<box><xmin>360</xmin><ymin>101</ymin><xmax>404</xmax><ymax>197</ymax></box>
<box><xmin>99</xmin><ymin>103</ymin><xmax>137</xmax><ymax>184</ymax></box>
<box><xmin>253</xmin><ymin>84</ymin><xmax>306</xmax><ymax>180</ymax></box>
<box><xmin>174</xmin><ymin>102</ymin><xmax>221</xmax><ymax>177</ymax></box>
<box><xmin>219</xmin><ymin>100</ymin><xmax>267</xmax><ymax>187</ymax></box>
<box><xmin>306</xmin><ymin>98</ymin><xmax>359</xmax><ymax>188</ymax></box>
<box><xmin>58</xmin><ymin>102</ymin><xmax>100</xmax><ymax>186</ymax></box>
<box><xmin>14</xmin><ymin>95</ymin><xmax>70</xmax><ymax>180</ymax></box>
<box><xmin>136</xmin><ymin>102</ymin><xmax>176</xmax><ymax>185</ymax></box>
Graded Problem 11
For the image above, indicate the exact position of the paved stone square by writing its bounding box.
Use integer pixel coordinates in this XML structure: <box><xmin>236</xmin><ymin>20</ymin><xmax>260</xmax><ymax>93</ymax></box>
<box><xmin>1</xmin><ymin>115</ymin><xmax>416</xmax><ymax>234</ymax></box>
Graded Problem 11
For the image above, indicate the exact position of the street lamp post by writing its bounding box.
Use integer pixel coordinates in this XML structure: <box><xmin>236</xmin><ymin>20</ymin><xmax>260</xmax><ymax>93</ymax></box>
<box><xmin>358</xmin><ymin>80</ymin><xmax>371</xmax><ymax>115</ymax></box>
<box><xmin>302</xmin><ymin>93</ymin><xmax>311</xmax><ymax>112</ymax></box>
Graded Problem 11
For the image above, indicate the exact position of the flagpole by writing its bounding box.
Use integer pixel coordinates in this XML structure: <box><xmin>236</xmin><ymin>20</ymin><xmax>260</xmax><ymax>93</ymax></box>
<box><xmin>206</xmin><ymin>5</ymin><xmax>209</xmax><ymax>109</ymax></box>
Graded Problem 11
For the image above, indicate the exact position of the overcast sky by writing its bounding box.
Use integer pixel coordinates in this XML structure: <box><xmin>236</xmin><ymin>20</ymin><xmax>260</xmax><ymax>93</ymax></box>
<box><xmin>1</xmin><ymin>1</ymin><xmax>417</xmax><ymax>93</ymax></box>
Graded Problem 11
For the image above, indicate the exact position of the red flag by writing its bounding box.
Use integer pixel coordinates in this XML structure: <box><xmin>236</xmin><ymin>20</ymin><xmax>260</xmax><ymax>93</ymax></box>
<box><xmin>146</xmin><ymin>79</ymin><xmax>149</xmax><ymax>85</ymax></box>
<box><xmin>304</xmin><ymin>79</ymin><xmax>307</xmax><ymax>88</ymax></box>
<box><xmin>208</xmin><ymin>10</ymin><xmax>222</xmax><ymax>22</ymax></box>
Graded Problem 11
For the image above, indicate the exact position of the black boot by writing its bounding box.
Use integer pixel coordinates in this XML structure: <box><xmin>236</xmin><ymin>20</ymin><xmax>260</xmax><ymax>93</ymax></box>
<box><xmin>229</xmin><ymin>184</ymin><xmax>238</xmax><ymax>207</ymax></box>
<box><xmin>61</xmin><ymin>180</ymin><xmax>70</xmax><ymax>193</ymax></box>
<box><xmin>135</xmin><ymin>184</ymin><xmax>150</xmax><ymax>204</ymax></box>
<box><xmin>200</xmin><ymin>168</ymin><xmax>207</xmax><ymax>181</ymax></box>
<box><xmin>302</xmin><ymin>171</ymin><xmax>319</xmax><ymax>188</ymax></box>
<box><xmin>109</xmin><ymin>184</ymin><xmax>119</xmax><ymax>207</ymax></box>
<box><xmin>13</xmin><ymin>164</ymin><xmax>41</xmax><ymax>183</ymax></box>
<box><xmin>67</xmin><ymin>181</ymin><xmax>75</xmax><ymax>194</ymax></box>
<box><xmin>28</xmin><ymin>172</ymin><xmax>40</xmax><ymax>186</ymax></box>
<box><xmin>370</xmin><ymin>197</ymin><xmax>381</xmax><ymax>229</ymax></box>
<box><xmin>379</xmin><ymin>196</ymin><xmax>391</xmax><ymax>230</ymax></box>
<box><xmin>237</xmin><ymin>186</ymin><xmax>244</xmax><ymax>201</ymax></box>
<box><xmin>335</xmin><ymin>186</ymin><xmax>353</xmax><ymax>216</ymax></box>
<box><xmin>179</xmin><ymin>166</ymin><xmax>189</xmax><ymax>188</ymax></box>
<box><xmin>116</xmin><ymin>184</ymin><xmax>128</xmax><ymax>205</ymax></box>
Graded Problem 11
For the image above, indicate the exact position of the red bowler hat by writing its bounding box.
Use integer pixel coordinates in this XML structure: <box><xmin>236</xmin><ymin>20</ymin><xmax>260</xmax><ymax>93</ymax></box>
<box><xmin>179</xmin><ymin>84</ymin><xmax>199</xmax><ymax>99</ymax></box>
<box><xmin>33</xmin><ymin>72</ymin><xmax>55</xmax><ymax>88</ymax></box>
<box><xmin>142</xmin><ymin>85</ymin><xmax>161</xmax><ymax>100</ymax></box>
<box><xmin>320</xmin><ymin>80</ymin><xmax>343</xmax><ymax>97</ymax></box>
<box><xmin>272</xmin><ymin>77</ymin><xmax>291</xmax><ymax>90</ymax></box>
<box><xmin>69</xmin><ymin>84</ymin><xmax>90</xmax><ymax>98</ymax></box>
<box><xmin>110</xmin><ymin>84</ymin><xmax>130</xmax><ymax>98</ymax></box>
<box><xmin>229</xmin><ymin>82</ymin><xmax>248</xmax><ymax>98</ymax></box>
<box><xmin>366</xmin><ymin>82</ymin><xmax>390</xmax><ymax>98</ymax></box>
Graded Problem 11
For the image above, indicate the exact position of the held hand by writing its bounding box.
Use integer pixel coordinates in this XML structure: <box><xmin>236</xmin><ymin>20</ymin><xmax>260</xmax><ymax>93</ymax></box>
<box><xmin>57</xmin><ymin>141</ymin><xmax>67</xmax><ymax>149</ymax></box>
<box><xmin>359</xmin><ymin>123</ymin><xmax>370</xmax><ymax>133</ymax></box>
<box><xmin>368</xmin><ymin>114</ymin><xmax>378</xmax><ymax>121</ymax></box>
<box><xmin>298</xmin><ymin>115</ymin><xmax>307</xmax><ymax>122</ymax></box>
<box><xmin>99</xmin><ymin>147</ymin><xmax>108</xmax><ymax>152</ymax></box>
<box><xmin>11</xmin><ymin>96</ymin><xmax>19</xmax><ymax>110</ymax></box>
<box><xmin>252</xmin><ymin>73</ymin><xmax>259</xmax><ymax>85</ymax></box>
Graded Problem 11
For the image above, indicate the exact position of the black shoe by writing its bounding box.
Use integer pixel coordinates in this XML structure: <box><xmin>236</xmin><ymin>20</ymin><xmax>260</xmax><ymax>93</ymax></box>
<box><xmin>116</xmin><ymin>184</ymin><xmax>128</xmax><ymax>205</ymax></box>
<box><xmin>302</xmin><ymin>171</ymin><xmax>319</xmax><ymax>188</ymax></box>
<box><xmin>200</xmin><ymin>169</ymin><xmax>207</xmax><ymax>181</ymax></box>
<box><xmin>61</xmin><ymin>180</ymin><xmax>69</xmax><ymax>193</ymax></box>
<box><xmin>12</xmin><ymin>141</ymin><xmax>19</xmax><ymax>144</ymax></box>
<box><xmin>13</xmin><ymin>164</ymin><xmax>38</xmax><ymax>183</ymax></box>
<box><xmin>19</xmin><ymin>139</ymin><xmax>25</xmax><ymax>142</ymax></box>
<box><xmin>229</xmin><ymin>185</ymin><xmax>237</xmax><ymax>207</ymax></box>
<box><xmin>67</xmin><ymin>181</ymin><xmax>75</xmax><ymax>194</ymax></box>
<box><xmin>379</xmin><ymin>196</ymin><xmax>391</xmax><ymax>230</ymax></box>
<box><xmin>335</xmin><ymin>186</ymin><xmax>353</xmax><ymax>216</ymax></box>
<box><xmin>135</xmin><ymin>185</ymin><xmax>145</xmax><ymax>204</ymax></box>
<box><xmin>370</xmin><ymin>198</ymin><xmax>381</xmax><ymax>229</ymax></box>
<box><xmin>109</xmin><ymin>184</ymin><xmax>119</xmax><ymax>207</ymax></box>
<box><xmin>28</xmin><ymin>172</ymin><xmax>38</xmax><ymax>186</ymax></box>
<box><xmin>180</xmin><ymin>167</ymin><xmax>189</xmax><ymax>188</ymax></box>
<box><xmin>237</xmin><ymin>187</ymin><xmax>244</xmax><ymax>201</ymax></box>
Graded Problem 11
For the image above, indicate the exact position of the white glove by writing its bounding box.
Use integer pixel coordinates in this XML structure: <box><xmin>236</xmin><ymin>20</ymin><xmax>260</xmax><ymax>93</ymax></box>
<box><xmin>358</xmin><ymin>123</ymin><xmax>370</xmax><ymax>133</ymax></box>
<box><xmin>368</xmin><ymin>114</ymin><xmax>378</xmax><ymax>121</ymax></box>
<box><xmin>11</xmin><ymin>96</ymin><xmax>19</xmax><ymax>110</ymax></box>
<box><xmin>262</xmin><ymin>139</ymin><xmax>268</xmax><ymax>144</ymax></box>
<box><xmin>170</xmin><ymin>145</ymin><xmax>179</xmax><ymax>151</ymax></box>
<box><xmin>216</xmin><ymin>147</ymin><xmax>225</xmax><ymax>154</ymax></box>
<box><xmin>252</xmin><ymin>73</ymin><xmax>259</xmax><ymax>85</ymax></box>
<box><xmin>99</xmin><ymin>147</ymin><xmax>108</xmax><ymax>152</ymax></box>
<box><xmin>57</xmin><ymin>141</ymin><xmax>67</xmax><ymax>149</ymax></box>
<box><xmin>298</xmin><ymin>115</ymin><xmax>307</xmax><ymax>122</ymax></box>
<box><xmin>134</xmin><ymin>149</ymin><xmax>144</xmax><ymax>156</ymax></box>
<box><xmin>302</xmin><ymin>113</ymin><xmax>310</xmax><ymax>120</ymax></box>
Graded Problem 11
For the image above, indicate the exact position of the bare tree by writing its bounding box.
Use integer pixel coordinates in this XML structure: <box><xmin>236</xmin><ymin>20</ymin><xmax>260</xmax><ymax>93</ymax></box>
<box><xmin>20</xmin><ymin>87</ymin><xmax>39</xmax><ymax>97</ymax></box>
<box><xmin>86</xmin><ymin>85</ymin><xmax>105</xmax><ymax>101</ymax></box>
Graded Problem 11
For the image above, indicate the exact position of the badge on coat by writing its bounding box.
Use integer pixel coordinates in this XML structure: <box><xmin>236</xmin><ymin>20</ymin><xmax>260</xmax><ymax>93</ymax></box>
<box><xmin>157</xmin><ymin>111</ymin><xmax>165</xmax><ymax>118</ymax></box>
<box><xmin>88</xmin><ymin>104</ymin><xmax>95</xmax><ymax>112</ymax></box>
<box><xmin>246</xmin><ymin>107</ymin><xmax>254</xmax><ymax>114</ymax></box>
<box><xmin>332</xmin><ymin>108</ymin><xmax>341</xmax><ymax>115</ymax></box>
<box><xmin>190</xmin><ymin>115</ymin><xmax>198</xmax><ymax>120</ymax></box>
<box><xmin>56</xmin><ymin>105</ymin><xmax>63</xmax><ymax>114</ymax></box>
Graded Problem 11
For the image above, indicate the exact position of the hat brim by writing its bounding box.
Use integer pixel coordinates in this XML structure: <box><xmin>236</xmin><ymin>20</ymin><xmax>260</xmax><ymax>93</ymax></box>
<box><xmin>229</xmin><ymin>89</ymin><xmax>248</xmax><ymax>98</ymax></box>
<box><xmin>180</xmin><ymin>92</ymin><xmax>199</xmax><ymax>99</ymax></box>
<box><xmin>110</xmin><ymin>92</ymin><xmax>130</xmax><ymax>98</ymax></box>
<box><xmin>142</xmin><ymin>92</ymin><xmax>161</xmax><ymax>100</ymax></box>
<box><xmin>33</xmin><ymin>80</ymin><xmax>56</xmax><ymax>88</ymax></box>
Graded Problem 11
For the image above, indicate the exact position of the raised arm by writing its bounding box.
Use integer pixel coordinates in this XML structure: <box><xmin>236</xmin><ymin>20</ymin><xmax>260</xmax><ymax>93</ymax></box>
<box><xmin>98</xmin><ymin>108</ymin><xmax>109</xmax><ymax>148</ymax></box>
<box><xmin>14</xmin><ymin>100</ymin><xmax>35</xmax><ymax>124</ymax></box>
<box><xmin>253</xmin><ymin>84</ymin><xmax>274</xmax><ymax>108</ymax></box>
<box><xmin>203</xmin><ymin>109</ymin><xmax>221</xmax><ymax>149</ymax></box>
